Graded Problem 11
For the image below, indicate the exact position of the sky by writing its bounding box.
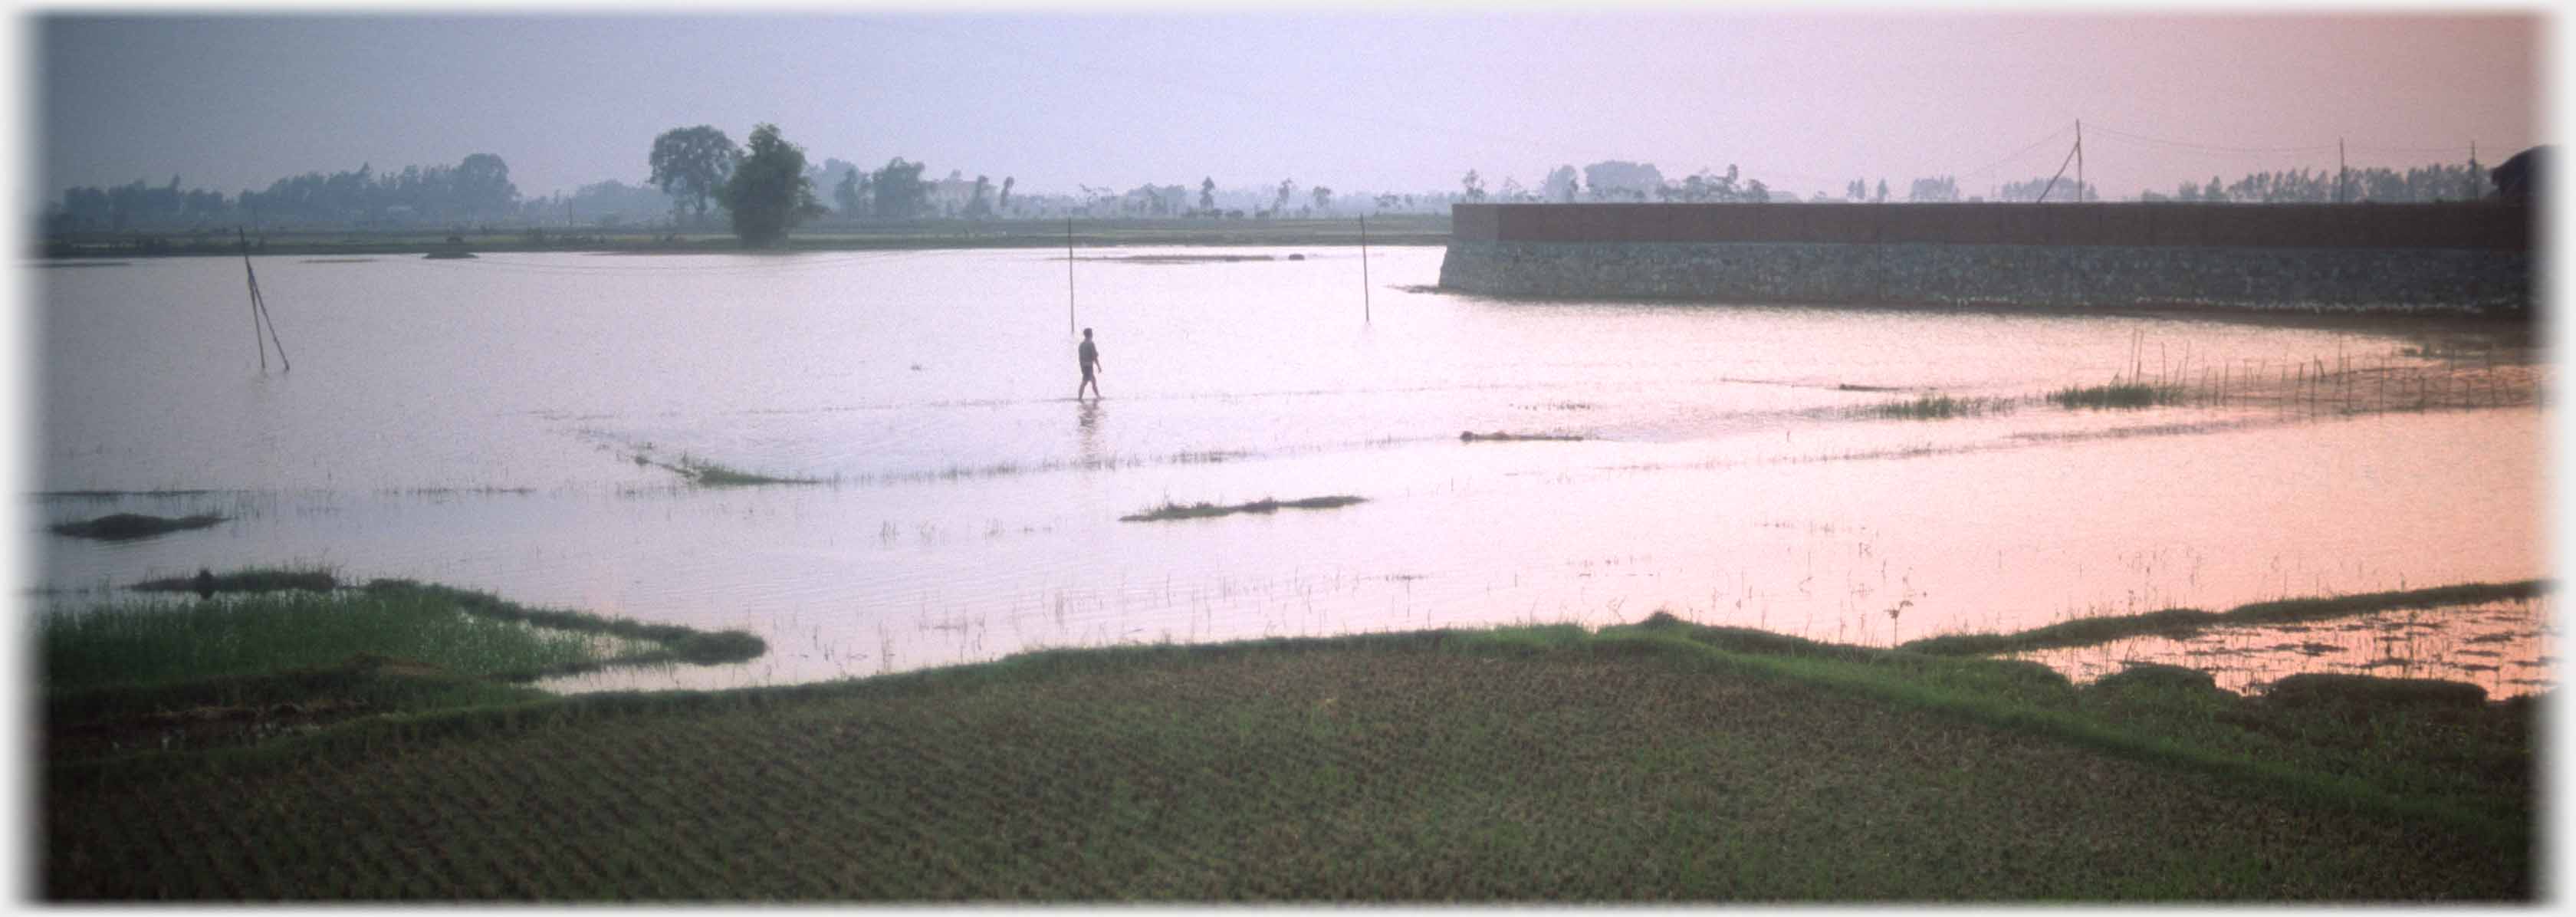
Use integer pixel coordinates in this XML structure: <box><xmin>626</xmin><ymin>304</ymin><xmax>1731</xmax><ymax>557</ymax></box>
<box><xmin>26</xmin><ymin>6</ymin><xmax>2553</xmax><ymax>203</ymax></box>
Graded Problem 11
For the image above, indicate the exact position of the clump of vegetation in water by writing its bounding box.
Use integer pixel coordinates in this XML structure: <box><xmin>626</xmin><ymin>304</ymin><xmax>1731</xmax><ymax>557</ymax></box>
<box><xmin>1459</xmin><ymin>430</ymin><xmax>1585</xmax><ymax>442</ymax></box>
<box><xmin>48</xmin><ymin>512</ymin><xmax>225</xmax><ymax>541</ymax></box>
<box><xmin>1120</xmin><ymin>495</ymin><xmax>1368</xmax><ymax>522</ymax></box>
<box><xmin>132</xmin><ymin>566</ymin><xmax>338</xmax><ymax>595</ymax></box>
<box><xmin>1861</xmin><ymin>393</ymin><xmax>2013</xmax><ymax>420</ymax></box>
<box><xmin>669</xmin><ymin>457</ymin><xmax>823</xmax><ymax>486</ymax></box>
<box><xmin>2048</xmin><ymin>383</ymin><xmax>2180</xmax><ymax>409</ymax></box>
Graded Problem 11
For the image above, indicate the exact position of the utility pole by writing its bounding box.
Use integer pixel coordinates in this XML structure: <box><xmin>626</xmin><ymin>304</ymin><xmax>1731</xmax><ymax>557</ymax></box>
<box><xmin>1065</xmin><ymin>217</ymin><xmax>1076</xmax><ymax>335</ymax></box>
<box><xmin>2075</xmin><ymin>120</ymin><xmax>2085</xmax><ymax>202</ymax></box>
<box><xmin>1359</xmin><ymin>215</ymin><xmax>1372</xmax><ymax>324</ymax></box>
<box><xmin>2338</xmin><ymin>137</ymin><xmax>2348</xmax><ymax>204</ymax></box>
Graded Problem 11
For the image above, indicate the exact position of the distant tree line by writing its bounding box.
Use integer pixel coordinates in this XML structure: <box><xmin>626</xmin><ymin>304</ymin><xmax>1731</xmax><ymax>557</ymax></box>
<box><xmin>2139</xmin><ymin>162</ymin><xmax>2492</xmax><ymax>203</ymax></box>
<box><xmin>46</xmin><ymin>152</ymin><xmax>522</xmax><ymax>232</ymax></box>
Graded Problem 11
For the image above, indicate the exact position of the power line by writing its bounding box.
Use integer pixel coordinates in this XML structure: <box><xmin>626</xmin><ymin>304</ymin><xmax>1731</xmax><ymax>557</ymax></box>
<box><xmin>1953</xmin><ymin>124</ymin><xmax>2076</xmax><ymax>181</ymax></box>
<box><xmin>2085</xmin><ymin>122</ymin><xmax>2336</xmax><ymax>155</ymax></box>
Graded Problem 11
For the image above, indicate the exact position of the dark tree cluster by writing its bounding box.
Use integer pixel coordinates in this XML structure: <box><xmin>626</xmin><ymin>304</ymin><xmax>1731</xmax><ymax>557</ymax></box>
<box><xmin>47</xmin><ymin>153</ymin><xmax>521</xmax><ymax>232</ymax></box>
<box><xmin>715</xmin><ymin>123</ymin><xmax>827</xmax><ymax>247</ymax></box>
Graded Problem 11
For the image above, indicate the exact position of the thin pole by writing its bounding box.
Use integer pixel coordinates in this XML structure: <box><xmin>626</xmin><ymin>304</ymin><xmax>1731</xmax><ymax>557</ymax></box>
<box><xmin>1065</xmin><ymin>217</ymin><xmax>1076</xmax><ymax>335</ymax></box>
<box><xmin>2075</xmin><ymin>119</ymin><xmax>2084</xmax><ymax>202</ymax></box>
<box><xmin>239</xmin><ymin>228</ymin><xmax>290</xmax><ymax>371</ymax></box>
<box><xmin>238</xmin><ymin>228</ymin><xmax>266</xmax><ymax>372</ymax></box>
<box><xmin>256</xmin><ymin>274</ymin><xmax>290</xmax><ymax>372</ymax></box>
<box><xmin>1359</xmin><ymin>215</ymin><xmax>1372</xmax><ymax>324</ymax></box>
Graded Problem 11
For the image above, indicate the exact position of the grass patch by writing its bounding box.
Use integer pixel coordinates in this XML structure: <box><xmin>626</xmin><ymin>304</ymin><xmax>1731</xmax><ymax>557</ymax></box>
<box><xmin>38</xmin><ymin>591</ymin><xmax>613</xmax><ymax>692</ymax></box>
<box><xmin>43</xmin><ymin>611</ymin><xmax>2528</xmax><ymax>900</ymax></box>
<box><xmin>2048</xmin><ymin>382</ymin><xmax>2180</xmax><ymax>409</ymax></box>
<box><xmin>48</xmin><ymin>512</ymin><xmax>225</xmax><ymax>541</ymax></box>
<box><xmin>1459</xmin><ymin>430</ymin><xmax>1585</xmax><ymax>442</ymax></box>
<box><xmin>357</xmin><ymin>579</ymin><xmax>767</xmax><ymax>669</ymax></box>
<box><xmin>1898</xmin><ymin>580</ymin><xmax>2548</xmax><ymax>657</ymax></box>
<box><xmin>39</xmin><ymin>580</ymin><xmax>770</xmax><ymax>758</ymax></box>
<box><xmin>1858</xmin><ymin>393</ymin><xmax>2012</xmax><ymax>420</ymax></box>
<box><xmin>130</xmin><ymin>566</ymin><xmax>337</xmax><ymax>595</ymax></box>
<box><xmin>1119</xmin><ymin>495</ymin><xmax>1368</xmax><ymax>522</ymax></box>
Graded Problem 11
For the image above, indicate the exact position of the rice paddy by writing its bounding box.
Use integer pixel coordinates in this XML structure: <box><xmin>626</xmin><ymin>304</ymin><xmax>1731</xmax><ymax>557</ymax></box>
<box><xmin>41</xmin><ymin>606</ymin><xmax>2532</xmax><ymax>900</ymax></box>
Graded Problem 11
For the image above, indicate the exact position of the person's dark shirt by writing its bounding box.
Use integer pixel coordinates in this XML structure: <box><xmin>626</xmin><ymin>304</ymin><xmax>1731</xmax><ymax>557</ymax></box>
<box><xmin>1079</xmin><ymin>340</ymin><xmax>1099</xmax><ymax>370</ymax></box>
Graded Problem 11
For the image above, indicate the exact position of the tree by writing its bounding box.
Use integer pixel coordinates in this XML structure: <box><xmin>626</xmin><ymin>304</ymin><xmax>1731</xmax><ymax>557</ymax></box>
<box><xmin>1543</xmin><ymin>165</ymin><xmax>1579</xmax><ymax>202</ymax></box>
<box><xmin>1461</xmin><ymin>169</ymin><xmax>1486</xmax><ymax>202</ymax></box>
<box><xmin>716</xmin><ymin>123</ymin><xmax>826</xmax><ymax>247</ymax></box>
<box><xmin>1875</xmin><ymin>179</ymin><xmax>1889</xmax><ymax>203</ymax></box>
<box><xmin>1312</xmin><ymin>186</ymin><xmax>1332</xmax><ymax>212</ymax></box>
<box><xmin>1275</xmin><ymin>179</ymin><xmax>1296</xmax><ymax>215</ymax></box>
<box><xmin>833</xmin><ymin>169</ymin><xmax>864</xmax><ymax>215</ymax></box>
<box><xmin>1582</xmin><ymin>161</ymin><xmax>1662</xmax><ymax>201</ymax></box>
<box><xmin>999</xmin><ymin>176</ymin><xmax>1016</xmax><ymax>214</ymax></box>
<box><xmin>870</xmin><ymin>157</ymin><xmax>930</xmax><ymax>219</ymax></box>
<box><xmin>1198</xmin><ymin>177</ymin><xmax>1216</xmax><ymax>214</ymax></box>
<box><xmin>648</xmin><ymin>126</ymin><xmax>740</xmax><ymax>228</ymax></box>
<box><xmin>966</xmin><ymin>175</ymin><xmax>994</xmax><ymax>219</ymax></box>
<box><xmin>1847</xmin><ymin>179</ymin><xmax>1867</xmax><ymax>202</ymax></box>
<box><xmin>1499</xmin><ymin>176</ymin><xmax>1526</xmax><ymax>202</ymax></box>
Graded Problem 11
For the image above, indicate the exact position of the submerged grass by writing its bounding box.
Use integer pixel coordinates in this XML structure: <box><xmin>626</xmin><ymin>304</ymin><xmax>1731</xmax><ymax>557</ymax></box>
<box><xmin>48</xmin><ymin>512</ymin><xmax>225</xmax><ymax>541</ymax></box>
<box><xmin>1899</xmin><ymin>580</ymin><xmax>2550</xmax><ymax>657</ymax></box>
<box><xmin>2048</xmin><ymin>382</ymin><xmax>2180</xmax><ymax>409</ymax></box>
<box><xmin>44</xmin><ymin>602</ymin><xmax>2530</xmax><ymax>900</ymax></box>
<box><xmin>1120</xmin><ymin>495</ymin><xmax>1368</xmax><ymax>522</ymax></box>
<box><xmin>1459</xmin><ymin>430</ymin><xmax>1586</xmax><ymax>442</ymax></box>
<box><xmin>1858</xmin><ymin>393</ymin><xmax>2013</xmax><ymax>420</ymax></box>
<box><xmin>674</xmin><ymin>458</ymin><xmax>823</xmax><ymax>486</ymax></box>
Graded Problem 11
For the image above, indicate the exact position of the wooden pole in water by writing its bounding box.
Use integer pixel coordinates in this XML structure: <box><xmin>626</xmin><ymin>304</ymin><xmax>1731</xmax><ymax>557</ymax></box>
<box><xmin>239</xmin><ymin>228</ymin><xmax>266</xmax><ymax>372</ymax></box>
<box><xmin>237</xmin><ymin>228</ymin><xmax>288</xmax><ymax>372</ymax></box>
<box><xmin>1065</xmin><ymin>217</ymin><xmax>1076</xmax><ymax>335</ymax></box>
<box><xmin>1359</xmin><ymin>215</ymin><xmax>1372</xmax><ymax>324</ymax></box>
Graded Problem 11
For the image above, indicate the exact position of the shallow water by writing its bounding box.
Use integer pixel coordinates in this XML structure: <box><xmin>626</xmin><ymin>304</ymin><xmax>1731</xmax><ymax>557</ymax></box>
<box><xmin>29</xmin><ymin>247</ymin><xmax>2548</xmax><ymax>692</ymax></box>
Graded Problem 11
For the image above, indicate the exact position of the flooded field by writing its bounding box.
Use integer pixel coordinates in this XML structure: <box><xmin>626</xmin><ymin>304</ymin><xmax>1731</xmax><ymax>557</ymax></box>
<box><xmin>30</xmin><ymin>246</ymin><xmax>2549</xmax><ymax>692</ymax></box>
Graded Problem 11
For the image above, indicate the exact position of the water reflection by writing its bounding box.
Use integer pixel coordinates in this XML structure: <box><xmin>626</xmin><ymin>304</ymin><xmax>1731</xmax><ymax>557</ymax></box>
<box><xmin>1076</xmin><ymin>398</ymin><xmax>1105</xmax><ymax>466</ymax></box>
<box><xmin>31</xmin><ymin>248</ymin><xmax>2548</xmax><ymax>694</ymax></box>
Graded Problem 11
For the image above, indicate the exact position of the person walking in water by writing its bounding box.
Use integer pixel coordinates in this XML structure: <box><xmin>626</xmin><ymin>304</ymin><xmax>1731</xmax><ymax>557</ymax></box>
<box><xmin>1076</xmin><ymin>327</ymin><xmax>1104</xmax><ymax>400</ymax></box>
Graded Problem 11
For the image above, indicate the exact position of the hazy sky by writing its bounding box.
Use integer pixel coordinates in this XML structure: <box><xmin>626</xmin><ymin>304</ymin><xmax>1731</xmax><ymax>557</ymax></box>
<box><xmin>33</xmin><ymin>8</ymin><xmax>2548</xmax><ymax>202</ymax></box>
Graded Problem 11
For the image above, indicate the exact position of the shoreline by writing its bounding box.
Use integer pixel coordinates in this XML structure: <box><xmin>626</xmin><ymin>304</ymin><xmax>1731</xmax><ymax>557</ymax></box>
<box><xmin>30</xmin><ymin>215</ymin><xmax>1457</xmax><ymax>261</ymax></box>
